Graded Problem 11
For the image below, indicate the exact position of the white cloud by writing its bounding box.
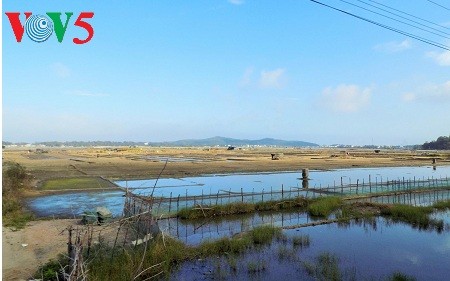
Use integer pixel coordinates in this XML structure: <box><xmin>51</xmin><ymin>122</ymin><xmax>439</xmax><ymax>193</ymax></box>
<box><xmin>228</xmin><ymin>0</ymin><xmax>244</xmax><ymax>5</ymax></box>
<box><xmin>67</xmin><ymin>90</ymin><xmax>109</xmax><ymax>97</ymax></box>
<box><xmin>427</xmin><ymin>50</ymin><xmax>450</xmax><ymax>66</ymax></box>
<box><xmin>259</xmin><ymin>68</ymin><xmax>286</xmax><ymax>89</ymax></box>
<box><xmin>424</xmin><ymin>81</ymin><xmax>450</xmax><ymax>101</ymax></box>
<box><xmin>51</xmin><ymin>62</ymin><xmax>70</xmax><ymax>78</ymax></box>
<box><xmin>320</xmin><ymin>84</ymin><xmax>371</xmax><ymax>112</ymax></box>
<box><xmin>374</xmin><ymin>40</ymin><xmax>412</xmax><ymax>53</ymax></box>
<box><xmin>403</xmin><ymin>81</ymin><xmax>450</xmax><ymax>102</ymax></box>
<box><xmin>402</xmin><ymin>92</ymin><xmax>416</xmax><ymax>102</ymax></box>
<box><xmin>239</xmin><ymin>67</ymin><xmax>254</xmax><ymax>87</ymax></box>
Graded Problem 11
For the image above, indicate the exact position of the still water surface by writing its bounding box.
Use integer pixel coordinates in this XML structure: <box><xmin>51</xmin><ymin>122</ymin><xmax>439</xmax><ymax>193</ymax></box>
<box><xmin>27</xmin><ymin>166</ymin><xmax>450</xmax><ymax>218</ymax></box>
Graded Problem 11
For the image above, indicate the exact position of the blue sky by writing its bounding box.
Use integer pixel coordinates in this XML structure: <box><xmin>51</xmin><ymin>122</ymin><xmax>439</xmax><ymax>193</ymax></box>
<box><xmin>2</xmin><ymin>0</ymin><xmax>450</xmax><ymax>145</ymax></box>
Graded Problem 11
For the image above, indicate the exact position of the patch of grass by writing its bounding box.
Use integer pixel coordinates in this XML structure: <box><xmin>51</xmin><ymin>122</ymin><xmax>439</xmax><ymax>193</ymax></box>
<box><xmin>389</xmin><ymin>272</ymin><xmax>416</xmax><ymax>281</ymax></box>
<box><xmin>212</xmin><ymin>258</ymin><xmax>228</xmax><ymax>280</ymax></box>
<box><xmin>86</xmin><ymin>235</ymin><xmax>193</xmax><ymax>281</ymax></box>
<box><xmin>178</xmin><ymin>197</ymin><xmax>310</xmax><ymax>220</ymax></box>
<box><xmin>380</xmin><ymin>204</ymin><xmax>443</xmax><ymax>231</ymax></box>
<box><xmin>303</xmin><ymin>252</ymin><xmax>342</xmax><ymax>281</ymax></box>
<box><xmin>255</xmin><ymin>197</ymin><xmax>309</xmax><ymax>212</ymax></box>
<box><xmin>433</xmin><ymin>199</ymin><xmax>450</xmax><ymax>210</ymax></box>
<box><xmin>307</xmin><ymin>196</ymin><xmax>343</xmax><ymax>218</ymax></box>
<box><xmin>247</xmin><ymin>260</ymin><xmax>266</xmax><ymax>273</ymax></box>
<box><xmin>250</xmin><ymin>225</ymin><xmax>283</xmax><ymax>244</ymax></box>
<box><xmin>292</xmin><ymin>235</ymin><xmax>311</xmax><ymax>249</ymax></box>
<box><xmin>178</xmin><ymin>202</ymin><xmax>255</xmax><ymax>220</ymax></box>
<box><xmin>2</xmin><ymin>209</ymin><xmax>34</xmax><ymax>230</ymax></box>
<box><xmin>41</xmin><ymin>224</ymin><xmax>283</xmax><ymax>280</ymax></box>
<box><xmin>35</xmin><ymin>254</ymin><xmax>68</xmax><ymax>281</ymax></box>
<box><xmin>339</xmin><ymin>202</ymin><xmax>383</xmax><ymax>219</ymax></box>
<box><xmin>198</xmin><ymin>236</ymin><xmax>252</xmax><ymax>256</ymax></box>
<box><xmin>227</xmin><ymin>255</ymin><xmax>238</xmax><ymax>272</ymax></box>
<box><xmin>277</xmin><ymin>245</ymin><xmax>296</xmax><ymax>260</ymax></box>
<box><xmin>42</xmin><ymin>177</ymin><xmax>113</xmax><ymax>190</ymax></box>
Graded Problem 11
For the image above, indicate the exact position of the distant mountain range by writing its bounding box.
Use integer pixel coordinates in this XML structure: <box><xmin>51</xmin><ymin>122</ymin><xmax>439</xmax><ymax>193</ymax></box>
<box><xmin>147</xmin><ymin>136</ymin><xmax>319</xmax><ymax>147</ymax></box>
<box><xmin>3</xmin><ymin>136</ymin><xmax>319</xmax><ymax>148</ymax></box>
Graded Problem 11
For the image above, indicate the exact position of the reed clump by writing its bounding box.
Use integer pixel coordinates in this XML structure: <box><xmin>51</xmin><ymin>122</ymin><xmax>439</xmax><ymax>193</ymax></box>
<box><xmin>380</xmin><ymin>204</ymin><xmax>443</xmax><ymax>231</ymax></box>
<box><xmin>432</xmin><ymin>199</ymin><xmax>450</xmax><ymax>210</ymax></box>
<box><xmin>307</xmin><ymin>197</ymin><xmax>343</xmax><ymax>218</ymax></box>
<box><xmin>292</xmin><ymin>235</ymin><xmax>311</xmax><ymax>249</ymax></box>
<box><xmin>302</xmin><ymin>252</ymin><xmax>342</xmax><ymax>281</ymax></box>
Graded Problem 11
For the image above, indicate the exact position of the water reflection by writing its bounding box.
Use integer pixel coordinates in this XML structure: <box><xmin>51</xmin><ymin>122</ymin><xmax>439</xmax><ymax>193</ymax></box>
<box><xmin>170</xmin><ymin>212</ymin><xmax>450</xmax><ymax>281</ymax></box>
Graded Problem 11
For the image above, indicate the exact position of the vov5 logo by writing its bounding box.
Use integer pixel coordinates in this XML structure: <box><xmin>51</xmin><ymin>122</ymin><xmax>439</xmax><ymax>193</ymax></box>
<box><xmin>5</xmin><ymin>12</ymin><xmax>94</xmax><ymax>44</ymax></box>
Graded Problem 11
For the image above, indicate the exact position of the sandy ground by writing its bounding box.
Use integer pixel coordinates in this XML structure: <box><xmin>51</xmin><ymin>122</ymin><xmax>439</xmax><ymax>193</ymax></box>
<box><xmin>3</xmin><ymin>147</ymin><xmax>449</xmax><ymax>183</ymax></box>
<box><xmin>2</xmin><ymin>219</ymin><xmax>78</xmax><ymax>281</ymax></box>
<box><xmin>2</xmin><ymin>146</ymin><xmax>450</xmax><ymax>279</ymax></box>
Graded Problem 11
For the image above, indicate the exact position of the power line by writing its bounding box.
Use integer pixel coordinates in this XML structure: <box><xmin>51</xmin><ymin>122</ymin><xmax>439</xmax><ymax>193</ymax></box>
<box><xmin>336</xmin><ymin>0</ymin><xmax>450</xmax><ymax>39</ymax></box>
<box><xmin>425</xmin><ymin>0</ymin><xmax>450</xmax><ymax>11</ymax></box>
<box><xmin>307</xmin><ymin>0</ymin><xmax>450</xmax><ymax>51</ymax></box>
<box><xmin>366</xmin><ymin>0</ymin><xmax>450</xmax><ymax>30</ymax></box>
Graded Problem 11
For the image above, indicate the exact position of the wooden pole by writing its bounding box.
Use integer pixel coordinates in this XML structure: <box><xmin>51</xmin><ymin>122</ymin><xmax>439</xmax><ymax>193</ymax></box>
<box><xmin>169</xmin><ymin>192</ymin><xmax>172</xmax><ymax>213</ymax></box>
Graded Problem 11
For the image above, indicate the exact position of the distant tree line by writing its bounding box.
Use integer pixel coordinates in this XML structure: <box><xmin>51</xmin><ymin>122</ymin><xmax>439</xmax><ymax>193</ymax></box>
<box><xmin>422</xmin><ymin>136</ymin><xmax>450</xmax><ymax>150</ymax></box>
<box><xmin>0</xmin><ymin>141</ymin><xmax>146</xmax><ymax>147</ymax></box>
<box><xmin>36</xmin><ymin>141</ymin><xmax>147</xmax><ymax>147</ymax></box>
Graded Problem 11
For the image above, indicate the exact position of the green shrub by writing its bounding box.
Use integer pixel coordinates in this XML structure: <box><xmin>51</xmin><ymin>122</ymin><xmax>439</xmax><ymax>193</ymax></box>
<box><xmin>2</xmin><ymin>163</ymin><xmax>33</xmax><ymax>229</ymax></box>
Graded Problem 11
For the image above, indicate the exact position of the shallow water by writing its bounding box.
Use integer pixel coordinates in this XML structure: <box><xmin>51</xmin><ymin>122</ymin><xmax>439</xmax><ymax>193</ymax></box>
<box><xmin>116</xmin><ymin>166</ymin><xmax>450</xmax><ymax>198</ymax></box>
<box><xmin>159</xmin><ymin>211</ymin><xmax>317</xmax><ymax>245</ymax></box>
<box><xmin>170</xmin><ymin>212</ymin><xmax>450</xmax><ymax>281</ymax></box>
<box><xmin>26</xmin><ymin>166</ymin><xmax>450</xmax><ymax>218</ymax></box>
<box><xmin>26</xmin><ymin>190</ymin><xmax>125</xmax><ymax>218</ymax></box>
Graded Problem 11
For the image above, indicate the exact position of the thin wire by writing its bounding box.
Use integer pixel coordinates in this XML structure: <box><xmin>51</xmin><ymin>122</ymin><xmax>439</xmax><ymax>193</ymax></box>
<box><xmin>425</xmin><ymin>0</ymin><xmax>450</xmax><ymax>11</ymax></box>
<box><xmin>355</xmin><ymin>0</ymin><xmax>450</xmax><ymax>35</ymax></box>
<box><xmin>307</xmin><ymin>0</ymin><xmax>450</xmax><ymax>51</ymax></box>
<box><xmin>337</xmin><ymin>0</ymin><xmax>450</xmax><ymax>39</ymax></box>
<box><xmin>366</xmin><ymin>0</ymin><xmax>450</xmax><ymax>30</ymax></box>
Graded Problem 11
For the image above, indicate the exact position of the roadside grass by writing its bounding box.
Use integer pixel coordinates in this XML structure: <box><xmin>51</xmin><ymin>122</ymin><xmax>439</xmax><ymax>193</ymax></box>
<box><xmin>41</xmin><ymin>177</ymin><xmax>114</xmax><ymax>190</ymax></box>
<box><xmin>2</xmin><ymin>162</ymin><xmax>34</xmax><ymax>229</ymax></box>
